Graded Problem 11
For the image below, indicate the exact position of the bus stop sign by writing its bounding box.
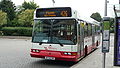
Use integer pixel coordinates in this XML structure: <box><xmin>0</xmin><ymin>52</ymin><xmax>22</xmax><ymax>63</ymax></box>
<box><xmin>102</xmin><ymin>17</ymin><xmax>110</xmax><ymax>53</ymax></box>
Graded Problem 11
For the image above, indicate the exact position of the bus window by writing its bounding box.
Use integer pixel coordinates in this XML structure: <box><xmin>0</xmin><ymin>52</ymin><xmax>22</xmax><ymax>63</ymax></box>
<box><xmin>78</xmin><ymin>24</ymin><xmax>80</xmax><ymax>42</ymax></box>
<box><xmin>88</xmin><ymin>24</ymin><xmax>92</xmax><ymax>36</ymax></box>
<box><xmin>84</xmin><ymin>23</ymin><xmax>88</xmax><ymax>37</ymax></box>
<box><xmin>92</xmin><ymin>25</ymin><xmax>95</xmax><ymax>35</ymax></box>
<box><xmin>96</xmin><ymin>26</ymin><xmax>100</xmax><ymax>34</ymax></box>
<box><xmin>32</xmin><ymin>19</ymin><xmax>77</xmax><ymax>45</ymax></box>
<box><xmin>95</xmin><ymin>25</ymin><xmax>97</xmax><ymax>34</ymax></box>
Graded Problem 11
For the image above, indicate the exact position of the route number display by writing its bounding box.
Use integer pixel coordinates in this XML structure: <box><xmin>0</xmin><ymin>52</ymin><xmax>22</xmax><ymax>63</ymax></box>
<box><xmin>36</xmin><ymin>7</ymin><xmax>72</xmax><ymax>17</ymax></box>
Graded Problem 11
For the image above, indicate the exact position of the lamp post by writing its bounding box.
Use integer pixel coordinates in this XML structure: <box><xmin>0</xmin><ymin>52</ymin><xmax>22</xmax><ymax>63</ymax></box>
<box><xmin>52</xmin><ymin>0</ymin><xmax>55</xmax><ymax>7</ymax></box>
<box><xmin>105</xmin><ymin>0</ymin><xmax>107</xmax><ymax>16</ymax></box>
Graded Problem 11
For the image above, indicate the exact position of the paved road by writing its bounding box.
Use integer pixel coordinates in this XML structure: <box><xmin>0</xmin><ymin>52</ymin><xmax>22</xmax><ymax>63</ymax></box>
<box><xmin>0</xmin><ymin>38</ymin><xmax>75</xmax><ymax>68</ymax></box>
<box><xmin>0</xmin><ymin>34</ymin><xmax>116</xmax><ymax>68</ymax></box>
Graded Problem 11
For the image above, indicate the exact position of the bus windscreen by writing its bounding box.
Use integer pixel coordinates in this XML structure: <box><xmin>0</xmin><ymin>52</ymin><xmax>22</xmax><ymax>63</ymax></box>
<box><xmin>36</xmin><ymin>7</ymin><xmax>72</xmax><ymax>17</ymax></box>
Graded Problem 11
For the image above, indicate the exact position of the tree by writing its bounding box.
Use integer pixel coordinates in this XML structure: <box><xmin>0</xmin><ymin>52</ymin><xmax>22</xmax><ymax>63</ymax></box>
<box><xmin>110</xmin><ymin>18</ymin><xmax>114</xmax><ymax>33</ymax></box>
<box><xmin>22</xmin><ymin>1</ymin><xmax>39</xmax><ymax>10</ymax></box>
<box><xmin>90</xmin><ymin>12</ymin><xmax>102</xmax><ymax>22</ymax></box>
<box><xmin>16</xmin><ymin>5</ymin><xmax>24</xmax><ymax>14</ymax></box>
<box><xmin>110</xmin><ymin>18</ymin><xmax>114</xmax><ymax>27</ymax></box>
<box><xmin>17</xmin><ymin>9</ymin><xmax>34</xmax><ymax>27</ymax></box>
<box><xmin>0</xmin><ymin>10</ymin><xmax>7</xmax><ymax>27</ymax></box>
<box><xmin>0</xmin><ymin>0</ymin><xmax>16</xmax><ymax>21</ymax></box>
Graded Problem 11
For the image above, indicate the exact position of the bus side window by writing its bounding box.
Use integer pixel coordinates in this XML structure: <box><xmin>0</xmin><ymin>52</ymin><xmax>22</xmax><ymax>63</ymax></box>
<box><xmin>95</xmin><ymin>25</ymin><xmax>97</xmax><ymax>34</ymax></box>
<box><xmin>88</xmin><ymin>24</ymin><xmax>92</xmax><ymax>36</ymax></box>
<box><xmin>78</xmin><ymin>24</ymin><xmax>80</xmax><ymax>42</ymax></box>
<box><xmin>90</xmin><ymin>24</ymin><xmax>92</xmax><ymax>36</ymax></box>
<box><xmin>96</xmin><ymin>26</ymin><xmax>100</xmax><ymax>34</ymax></box>
<box><xmin>92</xmin><ymin>25</ymin><xmax>95</xmax><ymax>35</ymax></box>
<box><xmin>84</xmin><ymin>23</ymin><xmax>88</xmax><ymax>37</ymax></box>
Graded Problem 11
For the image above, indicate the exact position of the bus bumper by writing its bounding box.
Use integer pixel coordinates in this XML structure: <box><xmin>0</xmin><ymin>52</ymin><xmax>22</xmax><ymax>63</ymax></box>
<box><xmin>30</xmin><ymin>50</ymin><xmax>79</xmax><ymax>62</ymax></box>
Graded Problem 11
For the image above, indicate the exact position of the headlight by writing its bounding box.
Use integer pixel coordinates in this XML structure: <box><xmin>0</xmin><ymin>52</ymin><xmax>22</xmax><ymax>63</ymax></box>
<box><xmin>63</xmin><ymin>52</ymin><xmax>77</xmax><ymax>55</ymax></box>
<box><xmin>64</xmin><ymin>52</ymin><xmax>68</xmax><ymax>55</ymax></box>
<box><xmin>36</xmin><ymin>50</ymin><xmax>40</xmax><ymax>52</ymax></box>
<box><xmin>32</xmin><ymin>50</ymin><xmax>36</xmax><ymax>52</ymax></box>
<box><xmin>68</xmin><ymin>53</ymin><xmax>72</xmax><ymax>55</ymax></box>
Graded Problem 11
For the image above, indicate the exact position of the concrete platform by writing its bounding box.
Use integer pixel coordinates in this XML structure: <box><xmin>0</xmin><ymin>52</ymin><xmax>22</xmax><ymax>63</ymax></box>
<box><xmin>71</xmin><ymin>47</ymin><xmax>120</xmax><ymax>68</ymax></box>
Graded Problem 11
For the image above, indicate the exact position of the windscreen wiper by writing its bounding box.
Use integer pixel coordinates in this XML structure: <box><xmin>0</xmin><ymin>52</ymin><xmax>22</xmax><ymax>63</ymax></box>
<box><xmin>39</xmin><ymin>42</ymin><xmax>43</xmax><ymax>45</ymax></box>
<box><xmin>59</xmin><ymin>42</ymin><xmax>63</xmax><ymax>47</ymax></box>
<box><xmin>54</xmin><ymin>37</ymin><xmax>63</xmax><ymax>47</ymax></box>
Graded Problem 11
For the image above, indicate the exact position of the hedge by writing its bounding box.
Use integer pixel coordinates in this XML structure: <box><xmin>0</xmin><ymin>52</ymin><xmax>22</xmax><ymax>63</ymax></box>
<box><xmin>1</xmin><ymin>27</ymin><xmax>32</xmax><ymax>36</ymax></box>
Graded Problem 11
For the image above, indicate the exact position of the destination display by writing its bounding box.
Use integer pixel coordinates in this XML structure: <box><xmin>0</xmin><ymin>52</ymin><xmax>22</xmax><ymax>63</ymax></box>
<box><xmin>117</xmin><ymin>19</ymin><xmax>120</xmax><ymax>65</ymax></box>
<box><xmin>36</xmin><ymin>7</ymin><xmax>72</xmax><ymax>17</ymax></box>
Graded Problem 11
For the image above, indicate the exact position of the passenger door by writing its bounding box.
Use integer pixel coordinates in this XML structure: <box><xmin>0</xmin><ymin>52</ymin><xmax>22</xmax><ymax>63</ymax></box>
<box><xmin>80</xmin><ymin>23</ymin><xmax>84</xmax><ymax>57</ymax></box>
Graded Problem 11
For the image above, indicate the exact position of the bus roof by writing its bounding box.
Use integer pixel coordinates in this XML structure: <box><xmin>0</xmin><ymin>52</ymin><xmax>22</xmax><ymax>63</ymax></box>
<box><xmin>34</xmin><ymin>7</ymin><xmax>100</xmax><ymax>26</ymax></box>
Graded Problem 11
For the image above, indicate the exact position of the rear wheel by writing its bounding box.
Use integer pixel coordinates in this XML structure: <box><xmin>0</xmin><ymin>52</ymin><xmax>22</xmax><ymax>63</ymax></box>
<box><xmin>96</xmin><ymin>41</ymin><xmax>98</xmax><ymax>47</ymax></box>
<box><xmin>85</xmin><ymin>45</ymin><xmax>88</xmax><ymax>56</ymax></box>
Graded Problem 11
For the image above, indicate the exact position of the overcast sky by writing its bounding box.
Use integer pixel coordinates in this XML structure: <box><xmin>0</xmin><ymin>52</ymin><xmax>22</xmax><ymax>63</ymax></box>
<box><xmin>11</xmin><ymin>0</ymin><xmax>119</xmax><ymax>17</ymax></box>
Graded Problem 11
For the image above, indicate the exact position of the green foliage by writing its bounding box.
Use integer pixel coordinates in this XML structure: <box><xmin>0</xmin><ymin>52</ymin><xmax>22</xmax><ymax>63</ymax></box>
<box><xmin>110</xmin><ymin>27</ymin><xmax>114</xmax><ymax>33</ymax></box>
<box><xmin>110</xmin><ymin>18</ymin><xmax>114</xmax><ymax>33</ymax></box>
<box><xmin>110</xmin><ymin>18</ymin><xmax>114</xmax><ymax>27</ymax></box>
<box><xmin>1</xmin><ymin>27</ymin><xmax>32</xmax><ymax>36</ymax></box>
<box><xmin>0</xmin><ymin>0</ymin><xmax>16</xmax><ymax>21</ymax></box>
<box><xmin>22</xmin><ymin>1</ymin><xmax>39</xmax><ymax>10</ymax></box>
<box><xmin>10</xmin><ymin>18</ymin><xmax>18</xmax><ymax>27</ymax></box>
<box><xmin>90</xmin><ymin>12</ymin><xmax>102</xmax><ymax>22</ymax></box>
<box><xmin>17</xmin><ymin>9</ymin><xmax>34</xmax><ymax>27</ymax></box>
<box><xmin>0</xmin><ymin>10</ymin><xmax>7</xmax><ymax>26</ymax></box>
<box><xmin>16</xmin><ymin>5</ymin><xmax>24</xmax><ymax>15</ymax></box>
<box><xmin>0</xmin><ymin>31</ymin><xmax>3</xmax><ymax>36</ymax></box>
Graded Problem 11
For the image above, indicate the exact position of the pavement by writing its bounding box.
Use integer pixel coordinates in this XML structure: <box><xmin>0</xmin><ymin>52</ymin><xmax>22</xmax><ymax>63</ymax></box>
<box><xmin>71</xmin><ymin>47</ymin><xmax>120</xmax><ymax>68</ymax></box>
<box><xmin>0</xmin><ymin>36</ymin><xmax>32</xmax><ymax>39</ymax></box>
<box><xmin>71</xmin><ymin>33</ymin><xmax>120</xmax><ymax>68</ymax></box>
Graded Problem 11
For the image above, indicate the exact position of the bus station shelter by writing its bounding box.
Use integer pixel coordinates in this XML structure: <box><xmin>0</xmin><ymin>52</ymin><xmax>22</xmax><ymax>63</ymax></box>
<box><xmin>113</xmin><ymin>4</ymin><xmax>120</xmax><ymax>66</ymax></box>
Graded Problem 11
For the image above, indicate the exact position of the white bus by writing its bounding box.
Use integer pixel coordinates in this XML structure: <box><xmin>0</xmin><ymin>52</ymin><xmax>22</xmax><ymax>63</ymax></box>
<box><xmin>30</xmin><ymin>7</ymin><xmax>101</xmax><ymax>62</ymax></box>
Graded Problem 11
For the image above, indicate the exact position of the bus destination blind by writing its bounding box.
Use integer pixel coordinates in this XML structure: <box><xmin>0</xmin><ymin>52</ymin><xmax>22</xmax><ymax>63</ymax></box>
<box><xmin>36</xmin><ymin>7</ymin><xmax>72</xmax><ymax>17</ymax></box>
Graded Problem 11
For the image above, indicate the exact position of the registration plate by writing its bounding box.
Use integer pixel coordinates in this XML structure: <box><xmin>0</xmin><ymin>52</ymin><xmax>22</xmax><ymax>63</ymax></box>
<box><xmin>45</xmin><ymin>57</ymin><xmax>55</xmax><ymax>60</ymax></box>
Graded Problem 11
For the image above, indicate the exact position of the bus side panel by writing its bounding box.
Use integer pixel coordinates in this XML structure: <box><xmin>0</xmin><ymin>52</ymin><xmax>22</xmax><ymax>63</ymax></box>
<box><xmin>94</xmin><ymin>34</ymin><xmax>101</xmax><ymax>47</ymax></box>
<box><xmin>84</xmin><ymin>37</ymin><xmax>93</xmax><ymax>54</ymax></box>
